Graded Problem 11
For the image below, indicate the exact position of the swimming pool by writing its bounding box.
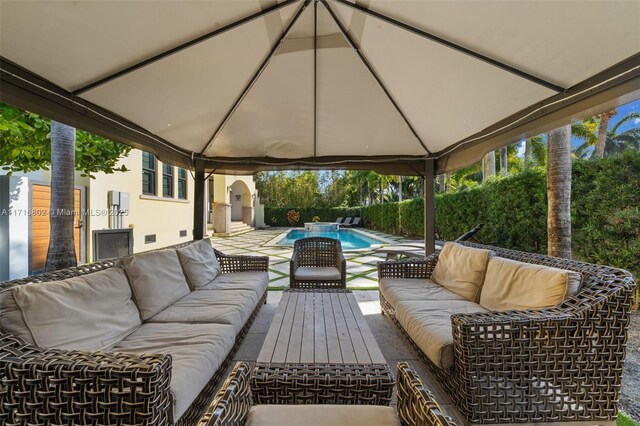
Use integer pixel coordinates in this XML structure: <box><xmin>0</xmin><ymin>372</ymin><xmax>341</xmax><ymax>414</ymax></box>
<box><xmin>276</xmin><ymin>229</ymin><xmax>385</xmax><ymax>250</ymax></box>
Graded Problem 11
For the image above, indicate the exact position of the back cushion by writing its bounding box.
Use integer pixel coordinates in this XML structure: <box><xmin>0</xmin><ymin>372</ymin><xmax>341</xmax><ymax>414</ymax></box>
<box><xmin>176</xmin><ymin>239</ymin><xmax>221</xmax><ymax>289</ymax></box>
<box><xmin>122</xmin><ymin>249</ymin><xmax>191</xmax><ymax>320</ymax></box>
<box><xmin>479</xmin><ymin>257</ymin><xmax>582</xmax><ymax>312</ymax></box>
<box><xmin>4</xmin><ymin>268</ymin><xmax>141</xmax><ymax>350</ymax></box>
<box><xmin>431</xmin><ymin>242</ymin><xmax>492</xmax><ymax>302</ymax></box>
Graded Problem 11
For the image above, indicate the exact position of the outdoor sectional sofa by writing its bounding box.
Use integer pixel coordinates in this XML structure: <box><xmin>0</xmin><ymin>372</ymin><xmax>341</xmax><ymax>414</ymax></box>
<box><xmin>378</xmin><ymin>241</ymin><xmax>636</xmax><ymax>424</ymax></box>
<box><xmin>0</xmin><ymin>239</ymin><xmax>269</xmax><ymax>426</ymax></box>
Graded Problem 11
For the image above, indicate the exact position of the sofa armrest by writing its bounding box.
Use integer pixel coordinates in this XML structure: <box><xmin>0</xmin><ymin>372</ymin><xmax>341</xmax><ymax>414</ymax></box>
<box><xmin>377</xmin><ymin>253</ymin><xmax>439</xmax><ymax>280</ymax></box>
<box><xmin>0</xmin><ymin>332</ymin><xmax>172</xmax><ymax>425</ymax></box>
<box><xmin>215</xmin><ymin>249</ymin><xmax>269</xmax><ymax>273</ymax></box>
<box><xmin>198</xmin><ymin>361</ymin><xmax>253</xmax><ymax>426</ymax></box>
<box><xmin>396</xmin><ymin>362</ymin><xmax>457</xmax><ymax>426</ymax></box>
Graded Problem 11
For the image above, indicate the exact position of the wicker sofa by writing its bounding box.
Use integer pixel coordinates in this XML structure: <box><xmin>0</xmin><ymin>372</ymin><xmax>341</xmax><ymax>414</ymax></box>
<box><xmin>378</xmin><ymin>241</ymin><xmax>636</xmax><ymax>424</ymax></box>
<box><xmin>0</xmin><ymin>239</ymin><xmax>269</xmax><ymax>426</ymax></box>
<box><xmin>197</xmin><ymin>361</ymin><xmax>457</xmax><ymax>426</ymax></box>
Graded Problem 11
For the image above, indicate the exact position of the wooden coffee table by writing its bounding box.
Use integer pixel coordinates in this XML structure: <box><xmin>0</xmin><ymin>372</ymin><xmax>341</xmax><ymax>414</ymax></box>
<box><xmin>252</xmin><ymin>289</ymin><xmax>394</xmax><ymax>405</ymax></box>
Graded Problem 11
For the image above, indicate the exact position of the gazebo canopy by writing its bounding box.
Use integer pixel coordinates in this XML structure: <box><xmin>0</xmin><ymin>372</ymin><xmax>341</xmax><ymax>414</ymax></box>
<box><xmin>1</xmin><ymin>0</ymin><xmax>639</xmax><ymax>175</ymax></box>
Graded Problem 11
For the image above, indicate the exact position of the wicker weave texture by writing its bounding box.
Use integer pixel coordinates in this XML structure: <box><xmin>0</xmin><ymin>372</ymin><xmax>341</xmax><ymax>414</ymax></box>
<box><xmin>197</xmin><ymin>362</ymin><xmax>253</xmax><ymax>426</ymax></box>
<box><xmin>251</xmin><ymin>363</ymin><xmax>394</xmax><ymax>405</ymax></box>
<box><xmin>200</xmin><ymin>361</ymin><xmax>456</xmax><ymax>426</ymax></box>
<box><xmin>379</xmin><ymin>242</ymin><xmax>636</xmax><ymax>424</ymax></box>
<box><xmin>290</xmin><ymin>237</ymin><xmax>346</xmax><ymax>289</ymax></box>
<box><xmin>396</xmin><ymin>362</ymin><xmax>457</xmax><ymax>426</ymax></box>
<box><xmin>0</xmin><ymin>239</ymin><xmax>269</xmax><ymax>426</ymax></box>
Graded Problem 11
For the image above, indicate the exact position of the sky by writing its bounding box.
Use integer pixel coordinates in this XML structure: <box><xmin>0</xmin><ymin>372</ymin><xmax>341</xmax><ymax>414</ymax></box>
<box><xmin>514</xmin><ymin>97</ymin><xmax>640</xmax><ymax>154</ymax></box>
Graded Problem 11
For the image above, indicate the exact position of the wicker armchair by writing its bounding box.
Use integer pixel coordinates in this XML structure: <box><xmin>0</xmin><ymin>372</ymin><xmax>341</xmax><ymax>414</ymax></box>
<box><xmin>0</xmin><ymin>240</ymin><xmax>269</xmax><ymax>426</ymax></box>
<box><xmin>197</xmin><ymin>361</ymin><xmax>457</xmax><ymax>426</ymax></box>
<box><xmin>290</xmin><ymin>237</ymin><xmax>346</xmax><ymax>289</ymax></box>
<box><xmin>378</xmin><ymin>242</ymin><xmax>636</xmax><ymax>424</ymax></box>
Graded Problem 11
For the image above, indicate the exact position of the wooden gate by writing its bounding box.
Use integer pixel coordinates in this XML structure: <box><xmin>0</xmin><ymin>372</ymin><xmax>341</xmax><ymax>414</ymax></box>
<box><xmin>31</xmin><ymin>184</ymin><xmax>82</xmax><ymax>272</ymax></box>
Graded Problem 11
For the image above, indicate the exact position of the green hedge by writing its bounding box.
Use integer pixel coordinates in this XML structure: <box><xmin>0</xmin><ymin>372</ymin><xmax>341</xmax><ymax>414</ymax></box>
<box><xmin>267</xmin><ymin>152</ymin><xmax>639</xmax><ymax>290</ymax></box>
<box><xmin>264</xmin><ymin>206</ymin><xmax>361</xmax><ymax>226</ymax></box>
<box><xmin>358</xmin><ymin>152</ymin><xmax>640</xmax><ymax>282</ymax></box>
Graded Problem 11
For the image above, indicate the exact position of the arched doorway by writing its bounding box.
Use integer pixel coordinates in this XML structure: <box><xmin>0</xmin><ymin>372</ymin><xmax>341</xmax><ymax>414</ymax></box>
<box><xmin>230</xmin><ymin>180</ymin><xmax>252</xmax><ymax>225</ymax></box>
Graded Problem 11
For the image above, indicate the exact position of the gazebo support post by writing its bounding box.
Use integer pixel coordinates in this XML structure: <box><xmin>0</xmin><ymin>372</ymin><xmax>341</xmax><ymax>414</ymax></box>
<box><xmin>424</xmin><ymin>159</ymin><xmax>436</xmax><ymax>255</ymax></box>
<box><xmin>193</xmin><ymin>159</ymin><xmax>206</xmax><ymax>240</ymax></box>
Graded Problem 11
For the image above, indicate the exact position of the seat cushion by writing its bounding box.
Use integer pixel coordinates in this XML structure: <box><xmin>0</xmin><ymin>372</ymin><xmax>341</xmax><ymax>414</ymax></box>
<box><xmin>294</xmin><ymin>266</ymin><xmax>341</xmax><ymax>281</ymax></box>
<box><xmin>121</xmin><ymin>249</ymin><xmax>191</xmax><ymax>320</ymax></box>
<box><xmin>379</xmin><ymin>278</ymin><xmax>466</xmax><ymax>307</ymax></box>
<box><xmin>479</xmin><ymin>256</ymin><xmax>582</xmax><ymax>312</ymax></box>
<box><xmin>396</xmin><ymin>299</ymin><xmax>488</xmax><ymax>369</ymax></box>
<box><xmin>246</xmin><ymin>405</ymin><xmax>400</xmax><ymax>426</ymax></box>
<box><xmin>113</xmin><ymin>322</ymin><xmax>236</xmax><ymax>423</ymax></box>
<box><xmin>176</xmin><ymin>239</ymin><xmax>221</xmax><ymax>289</ymax></box>
<box><xmin>147</xmin><ymin>289</ymin><xmax>258</xmax><ymax>334</ymax></box>
<box><xmin>431</xmin><ymin>242</ymin><xmax>492</xmax><ymax>302</ymax></box>
<box><xmin>197</xmin><ymin>271</ymin><xmax>268</xmax><ymax>299</ymax></box>
<box><xmin>0</xmin><ymin>268</ymin><xmax>140</xmax><ymax>350</ymax></box>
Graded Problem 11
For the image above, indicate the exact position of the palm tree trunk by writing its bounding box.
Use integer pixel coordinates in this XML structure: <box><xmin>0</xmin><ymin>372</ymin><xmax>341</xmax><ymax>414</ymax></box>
<box><xmin>482</xmin><ymin>151</ymin><xmax>496</xmax><ymax>183</ymax></box>
<box><xmin>594</xmin><ymin>110</ymin><xmax>615</xmax><ymax>158</ymax></box>
<box><xmin>547</xmin><ymin>125</ymin><xmax>572</xmax><ymax>259</ymax></box>
<box><xmin>524</xmin><ymin>139</ymin><xmax>532</xmax><ymax>169</ymax></box>
<box><xmin>438</xmin><ymin>174</ymin><xmax>445</xmax><ymax>193</ymax></box>
<box><xmin>45</xmin><ymin>121</ymin><xmax>78</xmax><ymax>272</ymax></box>
<box><xmin>445</xmin><ymin>172</ymin><xmax>451</xmax><ymax>192</ymax></box>
<box><xmin>500</xmin><ymin>147</ymin><xmax>508</xmax><ymax>175</ymax></box>
<box><xmin>380</xmin><ymin>181</ymin><xmax>384</xmax><ymax>204</ymax></box>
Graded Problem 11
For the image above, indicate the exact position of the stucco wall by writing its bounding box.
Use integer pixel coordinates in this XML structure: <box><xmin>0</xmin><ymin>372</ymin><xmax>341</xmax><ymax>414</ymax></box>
<box><xmin>87</xmin><ymin>150</ymin><xmax>194</xmax><ymax>260</ymax></box>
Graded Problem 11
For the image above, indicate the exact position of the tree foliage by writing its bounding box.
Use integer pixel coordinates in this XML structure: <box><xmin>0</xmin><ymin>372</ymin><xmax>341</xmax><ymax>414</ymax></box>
<box><xmin>0</xmin><ymin>103</ymin><xmax>131</xmax><ymax>178</ymax></box>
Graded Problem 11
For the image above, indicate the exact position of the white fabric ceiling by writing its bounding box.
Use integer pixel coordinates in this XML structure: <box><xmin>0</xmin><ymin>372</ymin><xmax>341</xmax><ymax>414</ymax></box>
<box><xmin>1</xmin><ymin>0</ymin><xmax>639</xmax><ymax>172</ymax></box>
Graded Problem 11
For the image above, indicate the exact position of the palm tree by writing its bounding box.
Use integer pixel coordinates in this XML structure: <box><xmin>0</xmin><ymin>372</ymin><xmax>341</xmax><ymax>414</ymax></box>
<box><xmin>594</xmin><ymin>109</ymin><xmax>617</xmax><ymax>158</ymax></box>
<box><xmin>547</xmin><ymin>125</ymin><xmax>572</xmax><ymax>259</ymax></box>
<box><xmin>482</xmin><ymin>151</ymin><xmax>495</xmax><ymax>183</ymax></box>
<box><xmin>604</xmin><ymin>111</ymin><xmax>640</xmax><ymax>156</ymax></box>
<box><xmin>524</xmin><ymin>135</ymin><xmax>547</xmax><ymax>169</ymax></box>
<box><xmin>499</xmin><ymin>147</ymin><xmax>508</xmax><ymax>175</ymax></box>
<box><xmin>45</xmin><ymin>121</ymin><xmax>78</xmax><ymax>271</ymax></box>
<box><xmin>572</xmin><ymin>112</ymin><xmax>639</xmax><ymax>158</ymax></box>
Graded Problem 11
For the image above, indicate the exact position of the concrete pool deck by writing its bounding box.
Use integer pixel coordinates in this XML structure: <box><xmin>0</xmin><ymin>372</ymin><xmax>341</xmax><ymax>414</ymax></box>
<box><xmin>210</xmin><ymin>227</ymin><xmax>408</xmax><ymax>289</ymax></box>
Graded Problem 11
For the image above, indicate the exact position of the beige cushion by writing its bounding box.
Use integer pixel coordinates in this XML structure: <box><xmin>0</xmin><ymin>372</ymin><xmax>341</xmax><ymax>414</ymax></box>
<box><xmin>0</xmin><ymin>288</ymin><xmax>33</xmax><ymax>343</ymax></box>
<box><xmin>121</xmin><ymin>249</ymin><xmax>191</xmax><ymax>320</ymax></box>
<box><xmin>379</xmin><ymin>278</ymin><xmax>466</xmax><ymax>307</ymax></box>
<box><xmin>479</xmin><ymin>257</ymin><xmax>582</xmax><ymax>312</ymax></box>
<box><xmin>247</xmin><ymin>405</ymin><xmax>401</xmax><ymax>426</ymax></box>
<box><xmin>431</xmin><ymin>242</ymin><xmax>492</xmax><ymax>302</ymax></box>
<box><xmin>114</xmin><ymin>322</ymin><xmax>236</xmax><ymax>423</ymax></box>
<box><xmin>197</xmin><ymin>271</ymin><xmax>269</xmax><ymax>298</ymax></box>
<box><xmin>294</xmin><ymin>266</ymin><xmax>341</xmax><ymax>280</ymax></box>
<box><xmin>2</xmin><ymin>269</ymin><xmax>140</xmax><ymax>350</ymax></box>
<box><xmin>148</xmin><ymin>289</ymin><xmax>258</xmax><ymax>333</ymax></box>
<box><xmin>396</xmin><ymin>299</ymin><xmax>488</xmax><ymax>369</ymax></box>
<box><xmin>176</xmin><ymin>239</ymin><xmax>221</xmax><ymax>289</ymax></box>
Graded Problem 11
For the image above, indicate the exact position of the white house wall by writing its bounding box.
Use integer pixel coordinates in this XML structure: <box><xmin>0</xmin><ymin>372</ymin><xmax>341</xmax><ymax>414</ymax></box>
<box><xmin>87</xmin><ymin>150</ymin><xmax>194</xmax><ymax>260</ymax></box>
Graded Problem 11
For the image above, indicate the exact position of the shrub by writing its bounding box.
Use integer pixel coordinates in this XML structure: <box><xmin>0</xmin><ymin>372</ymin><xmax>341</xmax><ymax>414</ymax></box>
<box><xmin>265</xmin><ymin>207</ymin><xmax>361</xmax><ymax>226</ymax></box>
<box><xmin>287</xmin><ymin>210</ymin><xmax>300</xmax><ymax>226</ymax></box>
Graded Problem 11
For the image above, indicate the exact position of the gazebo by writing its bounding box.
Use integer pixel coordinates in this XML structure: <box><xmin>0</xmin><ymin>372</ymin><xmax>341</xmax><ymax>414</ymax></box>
<box><xmin>1</xmin><ymin>0</ymin><xmax>639</xmax><ymax>252</ymax></box>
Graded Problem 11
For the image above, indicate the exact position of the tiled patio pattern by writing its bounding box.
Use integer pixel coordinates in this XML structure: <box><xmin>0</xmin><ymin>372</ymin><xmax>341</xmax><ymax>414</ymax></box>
<box><xmin>210</xmin><ymin>227</ymin><xmax>415</xmax><ymax>289</ymax></box>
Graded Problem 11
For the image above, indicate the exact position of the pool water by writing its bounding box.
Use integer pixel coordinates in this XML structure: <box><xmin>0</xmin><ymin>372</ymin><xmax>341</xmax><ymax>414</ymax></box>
<box><xmin>277</xmin><ymin>229</ymin><xmax>382</xmax><ymax>250</ymax></box>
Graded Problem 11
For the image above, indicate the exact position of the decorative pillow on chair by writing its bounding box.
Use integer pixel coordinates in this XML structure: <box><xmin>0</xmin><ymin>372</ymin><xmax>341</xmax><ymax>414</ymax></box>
<box><xmin>431</xmin><ymin>242</ymin><xmax>492</xmax><ymax>302</ymax></box>
<box><xmin>479</xmin><ymin>256</ymin><xmax>582</xmax><ymax>311</ymax></box>
<box><xmin>176</xmin><ymin>239</ymin><xmax>221</xmax><ymax>289</ymax></box>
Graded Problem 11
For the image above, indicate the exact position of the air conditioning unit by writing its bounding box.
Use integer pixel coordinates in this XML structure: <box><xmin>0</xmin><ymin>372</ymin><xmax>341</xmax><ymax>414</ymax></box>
<box><xmin>93</xmin><ymin>228</ymin><xmax>134</xmax><ymax>260</ymax></box>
